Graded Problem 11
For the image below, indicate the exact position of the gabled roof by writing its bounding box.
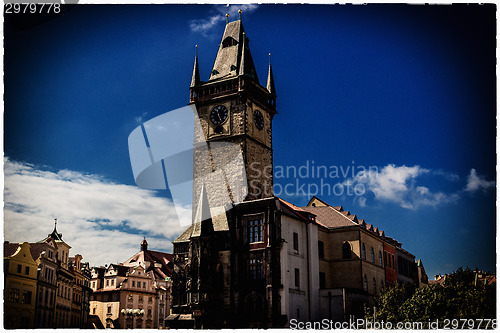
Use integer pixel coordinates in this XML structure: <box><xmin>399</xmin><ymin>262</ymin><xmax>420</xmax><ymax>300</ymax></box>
<box><xmin>302</xmin><ymin>205</ymin><xmax>358</xmax><ymax>228</ymax></box>
<box><xmin>122</xmin><ymin>243</ymin><xmax>174</xmax><ymax>281</ymax></box>
<box><xmin>4</xmin><ymin>242</ymin><xmax>21</xmax><ymax>258</ymax></box>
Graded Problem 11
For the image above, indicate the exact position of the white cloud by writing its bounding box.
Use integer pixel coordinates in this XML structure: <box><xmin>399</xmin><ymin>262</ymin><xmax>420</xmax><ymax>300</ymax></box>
<box><xmin>189</xmin><ymin>4</ymin><xmax>259</xmax><ymax>37</ymax></box>
<box><xmin>345</xmin><ymin>164</ymin><xmax>459</xmax><ymax>209</ymax></box>
<box><xmin>4</xmin><ymin>158</ymin><xmax>190</xmax><ymax>267</ymax></box>
<box><xmin>465</xmin><ymin>168</ymin><xmax>495</xmax><ymax>193</ymax></box>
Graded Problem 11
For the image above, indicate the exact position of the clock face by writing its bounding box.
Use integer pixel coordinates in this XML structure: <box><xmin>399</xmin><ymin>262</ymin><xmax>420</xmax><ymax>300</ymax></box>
<box><xmin>209</xmin><ymin>105</ymin><xmax>228</xmax><ymax>125</ymax></box>
<box><xmin>254</xmin><ymin>110</ymin><xmax>264</xmax><ymax>130</ymax></box>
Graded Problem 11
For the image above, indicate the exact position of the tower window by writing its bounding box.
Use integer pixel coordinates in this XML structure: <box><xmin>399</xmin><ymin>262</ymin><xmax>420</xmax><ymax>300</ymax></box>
<box><xmin>249</xmin><ymin>258</ymin><xmax>263</xmax><ymax>280</ymax></box>
<box><xmin>248</xmin><ymin>218</ymin><xmax>263</xmax><ymax>243</ymax></box>
<box><xmin>222</xmin><ymin>36</ymin><xmax>238</xmax><ymax>48</ymax></box>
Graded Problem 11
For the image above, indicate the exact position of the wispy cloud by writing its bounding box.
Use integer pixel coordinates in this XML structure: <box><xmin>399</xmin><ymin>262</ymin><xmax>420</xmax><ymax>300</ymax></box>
<box><xmin>189</xmin><ymin>4</ymin><xmax>259</xmax><ymax>37</ymax></box>
<box><xmin>4</xmin><ymin>158</ymin><xmax>190</xmax><ymax>266</ymax></box>
<box><xmin>343</xmin><ymin>164</ymin><xmax>492</xmax><ymax>209</ymax></box>
<box><xmin>465</xmin><ymin>168</ymin><xmax>495</xmax><ymax>193</ymax></box>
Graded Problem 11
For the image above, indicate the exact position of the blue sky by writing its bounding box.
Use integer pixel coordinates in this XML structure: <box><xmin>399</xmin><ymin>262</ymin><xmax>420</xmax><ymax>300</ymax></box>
<box><xmin>4</xmin><ymin>4</ymin><xmax>495</xmax><ymax>277</ymax></box>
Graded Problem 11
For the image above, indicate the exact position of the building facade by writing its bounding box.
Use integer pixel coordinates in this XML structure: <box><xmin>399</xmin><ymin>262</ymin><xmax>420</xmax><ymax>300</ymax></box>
<box><xmin>4</xmin><ymin>242</ymin><xmax>39</xmax><ymax>329</ymax></box>
<box><xmin>89</xmin><ymin>240</ymin><xmax>173</xmax><ymax>329</ymax></box>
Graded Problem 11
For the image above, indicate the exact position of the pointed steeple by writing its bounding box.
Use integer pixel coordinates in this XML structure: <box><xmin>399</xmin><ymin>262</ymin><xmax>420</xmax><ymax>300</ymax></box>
<box><xmin>267</xmin><ymin>53</ymin><xmax>276</xmax><ymax>96</ymax></box>
<box><xmin>191</xmin><ymin>182</ymin><xmax>214</xmax><ymax>237</ymax></box>
<box><xmin>48</xmin><ymin>218</ymin><xmax>63</xmax><ymax>241</ymax></box>
<box><xmin>190</xmin><ymin>45</ymin><xmax>200</xmax><ymax>88</ymax></box>
<box><xmin>208</xmin><ymin>19</ymin><xmax>258</xmax><ymax>83</ymax></box>
<box><xmin>141</xmin><ymin>237</ymin><xmax>148</xmax><ymax>252</ymax></box>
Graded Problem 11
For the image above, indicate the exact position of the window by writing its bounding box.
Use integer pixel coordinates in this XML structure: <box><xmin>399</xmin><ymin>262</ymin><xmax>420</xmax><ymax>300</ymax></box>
<box><xmin>93</xmin><ymin>308</ymin><xmax>96</xmax><ymax>315</ymax></box>
<box><xmin>379</xmin><ymin>252</ymin><xmax>383</xmax><ymax>266</ymax></box>
<box><xmin>248</xmin><ymin>218</ymin><xmax>263</xmax><ymax>243</ymax></box>
<box><xmin>111</xmin><ymin>279</ymin><xmax>114</xmax><ymax>286</ymax></box>
<box><xmin>9</xmin><ymin>288</ymin><xmax>20</xmax><ymax>303</ymax></box>
<box><xmin>342</xmin><ymin>242</ymin><xmax>351</xmax><ymax>259</ymax></box>
<box><xmin>293</xmin><ymin>232</ymin><xmax>299</xmax><ymax>252</ymax></box>
<box><xmin>319</xmin><ymin>272</ymin><xmax>326</xmax><ymax>289</ymax></box>
<box><xmin>249</xmin><ymin>258</ymin><xmax>263</xmax><ymax>280</ymax></box>
<box><xmin>107</xmin><ymin>306</ymin><xmax>112</xmax><ymax>314</ymax></box>
<box><xmin>384</xmin><ymin>252</ymin><xmax>388</xmax><ymax>267</ymax></box>
<box><xmin>143</xmin><ymin>282</ymin><xmax>146</xmax><ymax>288</ymax></box>
<box><xmin>362</xmin><ymin>243</ymin><xmax>366</xmax><ymax>260</ymax></box>
<box><xmin>318</xmin><ymin>241</ymin><xmax>324</xmax><ymax>259</ymax></box>
<box><xmin>106</xmin><ymin>280</ymin><xmax>109</xmax><ymax>286</ymax></box>
<box><xmin>17</xmin><ymin>264</ymin><xmax>22</xmax><ymax>273</ymax></box>
<box><xmin>22</xmin><ymin>291</ymin><xmax>32</xmax><ymax>304</ymax></box>
<box><xmin>363</xmin><ymin>275</ymin><xmax>368</xmax><ymax>291</ymax></box>
<box><xmin>147</xmin><ymin>309</ymin><xmax>152</xmax><ymax>316</ymax></box>
<box><xmin>294</xmin><ymin>268</ymin><xmax>300</xmax><ymax>288</ymax></box>
<box><xmin>139</xmin><ymin>296</ymin><xmax>143</xmax><ymax>302</ymax></box>
<box><xmin>132</xmin><ymin>281</ymin><xmax>135</xmax><ymax>287</ymax></box>
<box><xmin>25</xmin><ymin>266</ymin><xmax>30</xmax><ymax>275</ymax></box>
<box><xmin>222</xmin><ymin>36</ymin><xmax>238</xmax><ymax>48</ymax></box>
<box><xmin>371</xmin><ymin>247</ymin><xmax>375</xmax><ymax>263</ymax></box>
<box><xmin>373</xmin><ymin>278</ymin><xmax>377</xmax><ymax>293</ymax></box>
<box><xmin>392</xmin><ymin>255</ymin><xmax>395</xmax><ymax>270</ymax></box>
<box><xmin>149</xmin><ymin>297</ymin><xmax>153</xmax><ymax>302</ymax></box>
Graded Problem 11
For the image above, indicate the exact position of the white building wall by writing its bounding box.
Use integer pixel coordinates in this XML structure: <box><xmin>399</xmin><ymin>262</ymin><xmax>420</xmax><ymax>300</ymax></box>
<box><xmin>279</xmin><ymin>215</ymin><xmax>319</xmax><ymax>325</ymax></box>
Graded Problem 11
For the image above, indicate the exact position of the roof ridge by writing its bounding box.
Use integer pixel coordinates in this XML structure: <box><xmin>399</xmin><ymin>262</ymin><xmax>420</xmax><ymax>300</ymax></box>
<box><xmin>328</xmin><ymin>205</ymin><xmax>359</xmax><ymax>226</ymax></box>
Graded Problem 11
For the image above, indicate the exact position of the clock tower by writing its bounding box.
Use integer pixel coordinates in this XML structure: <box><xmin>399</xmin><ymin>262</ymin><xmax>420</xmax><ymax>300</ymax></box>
<box><xmin>189</xmin><ymin>17</ymin><xmax>277</xmax><ymax>214</ymax></box>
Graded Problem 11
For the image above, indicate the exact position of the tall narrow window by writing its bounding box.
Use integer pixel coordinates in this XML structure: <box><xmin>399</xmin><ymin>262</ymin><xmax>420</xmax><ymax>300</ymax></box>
<box><xmin>342</xmin><ymin>242</ymin><xmax>351</xmax><ymax>259</ymax></box>
<box><xmin>392</xmin><ymin>255</ymin><xmax>395</xmax><ymax>270</ymax></box>
<box><xmin>295</xmin><ymin>268</ymin><xmax>300</xmax><ymax>288</ymax></box>
<box><xmin>17</xmin><ymin>264</ymin><xmax>22</xmax><ymax>273</ymax></box>
<box><xmin>363</xmin><ymin>275</ymin><xmax>368</xmax><ymax>291</ymax></box>
<box><xmin>318</xmin><ymin>241</ymin><xmax>324</xmax><ymax>259</ymax></box>
<box><xmin>371</xmin><ymin>247</ymin><xmax>375</xmax><ymax>263</ymax></box>
<box><xmin>379</xmin><ymin>251</ymin><xmax>383</xmax><ymax>266</ymax></box>
<box><xmin>319</xmin><ymin>272</ymin><xmax>326</xmax><ymax>289</ymax></box>
<box><xmin>384</xmin><ymin>252</ymin><xmax>388</xmax><ymax>267</ymax></box>
<box><xmin>293</xmin><ymin>232</ymin><xmax>299</xmax><ymax>252</ymax></box>
<box><xmin>362</xmin><ymin>243</ymin><xmax>366</xmax><ymax>260</ymax></box>
<box><xmin>248</xmin><ymin>218</ymin><xmax>263</xmax><ymax>243</ymax></box>
<box><xmin>25</xmin><ymin>266</ymin><xmax>30</xmax><ymax>275</ymax></box>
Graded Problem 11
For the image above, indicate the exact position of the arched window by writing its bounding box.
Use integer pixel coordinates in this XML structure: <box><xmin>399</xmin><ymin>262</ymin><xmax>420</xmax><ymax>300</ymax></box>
<box><xmin>362</xmin><ymin>243</ymin><xmax>366</xmax><ymax>260</ymax></box>
<box><xmin>379</xmin><ymin>251</ymin><xmax>383</xmax><ymax>266</ymax></box>
<box><xmin>363</xmin><ymin>275</ymin><xmax>368</xmax><ymax>291</ymax></box>
<box><xmin>371</xmin><ymin>247</ymin><xmax>375</xmax><ymax>263</ymax></box>
<box><xmin>342</xmin><ymin>242</ymin><xmax>351</xmax><ymax>259</ymax></box>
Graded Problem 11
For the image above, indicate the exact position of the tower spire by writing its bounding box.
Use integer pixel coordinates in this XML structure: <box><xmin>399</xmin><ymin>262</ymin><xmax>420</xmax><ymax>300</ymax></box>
<box><xmin>190</xmin><ymin>45</ymin><xmax>200</xmax><ymax>88</ymax></box>
<box><xmin>226</xmin><ymin>13</ymin><xmax>229</xmax><ymax>24</ymax></box>
<box><xmin>239</xmin><ymin>9</ymin><xmax>242</xmax><ymax>20</ymax></box>
<box><xmin>267</xmin><ymin>53</ymin><xmax>276</xmax><ymax>96</ymax></box>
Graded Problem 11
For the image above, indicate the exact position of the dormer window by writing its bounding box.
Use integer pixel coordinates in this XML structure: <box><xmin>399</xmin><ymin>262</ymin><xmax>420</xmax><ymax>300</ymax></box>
<box><xmin>222</xmin><ymin>37</ymin><xmax>238</xmax><ymax>48</ymax></box>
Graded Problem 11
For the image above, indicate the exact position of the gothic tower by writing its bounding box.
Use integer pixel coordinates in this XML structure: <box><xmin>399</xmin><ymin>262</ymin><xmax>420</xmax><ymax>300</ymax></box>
<box><xmin>189</xmin><ymin>17</ymin><xmax>277</xmax><ymax>216</ymax></box>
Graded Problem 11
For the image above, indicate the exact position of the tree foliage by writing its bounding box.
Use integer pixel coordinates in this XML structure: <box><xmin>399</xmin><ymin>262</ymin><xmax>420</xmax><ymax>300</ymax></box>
<box><xmin>367</xmin><ymin>267</ymin><xmax>496</xmax><ymax>325</ymax></box>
